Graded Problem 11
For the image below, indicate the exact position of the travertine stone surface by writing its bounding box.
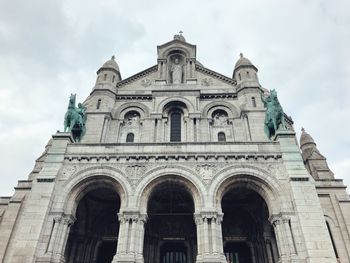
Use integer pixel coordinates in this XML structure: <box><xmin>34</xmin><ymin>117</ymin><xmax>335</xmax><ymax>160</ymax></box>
<box><xmin>0</xmin><ymin>36</ymin><xmax>347</xmax><ymax>263</ymax></box>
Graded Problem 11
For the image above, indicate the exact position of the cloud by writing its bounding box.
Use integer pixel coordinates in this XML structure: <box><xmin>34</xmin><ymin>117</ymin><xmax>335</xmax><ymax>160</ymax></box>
<box><xmin>0</xmin><ymin>0</ymin><xmax>349</xmax><ymax>195</ymax></box>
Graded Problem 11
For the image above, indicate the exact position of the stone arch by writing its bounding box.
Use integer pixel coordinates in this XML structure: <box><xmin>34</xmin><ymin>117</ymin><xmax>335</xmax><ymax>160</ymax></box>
<box><xmin>135</xmin><ymin>165</ymin><xmax>205</xmax><ymax>214</ymax></box>
<box><xmin>113</xmin><ymin>102</ymin><xmax>150</xmax><ymax>119</ymax></box>
<box><xmin>210</xmin><ymin>164</ymin><xmax>289</xmax><ymax>216</ymax></box>
<box><xmin>57</xmin><ymin>166</ymin><xmax>132</xmax><ymax>217</ymax></box>
<box><xmin>202</xmin><ymin>101</ymin><xmax>240</xmax><ymax>119</ymax></box>
<box><xmin>156</xmin><ymin>97</ymin><xmax>195</xmax><ymax>114</ymax></box>
<box><xmin>160</xmin><ymin>46</ymin><xmax>191</xmax><ymax>59</ymax></box>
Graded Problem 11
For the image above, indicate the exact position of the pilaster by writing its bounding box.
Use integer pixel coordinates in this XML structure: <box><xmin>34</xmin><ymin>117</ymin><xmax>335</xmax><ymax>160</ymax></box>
<box><xmin>275</xmin><ymin>130</ymin><xmax>337</xmax><ymax>263</ymax></box>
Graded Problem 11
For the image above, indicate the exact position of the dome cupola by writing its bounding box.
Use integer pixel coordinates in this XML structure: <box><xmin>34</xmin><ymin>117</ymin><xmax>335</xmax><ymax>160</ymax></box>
<box><xmin>233</xmin><ymin>53</ymin><xmax>258</xmax><ymax>83</ymax></box>
<box><xmin>95</xmin><ymin>55</ymin><xmax>121</xmax><ymax>87</ymax></box>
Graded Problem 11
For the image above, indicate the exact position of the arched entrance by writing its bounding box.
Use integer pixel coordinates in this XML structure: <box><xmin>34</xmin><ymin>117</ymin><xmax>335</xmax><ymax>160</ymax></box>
<box><xmin>65</xmin><ymin>187</ymin><xmax>121</xmax><ymax>263</ymax></box>
<box><xmin>221</xmin><ymin>187</ymin><xmax>278</xmax><ymax>263</ymax></box>
<box><xmin>143</xmin><ymin>180</ymin><xmax>197</xmax><ymax>263</ymax></box>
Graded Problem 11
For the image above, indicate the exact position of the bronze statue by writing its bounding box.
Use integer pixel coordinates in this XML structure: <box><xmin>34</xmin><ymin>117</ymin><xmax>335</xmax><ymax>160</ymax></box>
<box><xmin>64</xmin><ymin>94</ymin><xmax>87</xmax><ymax>142</ymax></box>
<box><xmin>261</xmin><ymin>89</ymin><xmax>286</xmax><ymax>139</ymax></box>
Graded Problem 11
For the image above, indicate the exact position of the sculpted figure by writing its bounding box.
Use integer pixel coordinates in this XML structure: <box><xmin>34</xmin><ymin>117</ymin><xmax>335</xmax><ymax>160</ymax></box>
<box><xmin>64</xmin><ymin>94</ymin><xmax>87</xmax><ymax>142</ymax></box>
<box><xmin>171</xmin><ymin>58</ymin><xmax>183</xmax><ymax>84</ymax></box>
<box><xmin>261</xmin><ymin>89</ymin><xmax>286</xmax><ymax>139</ymax></box>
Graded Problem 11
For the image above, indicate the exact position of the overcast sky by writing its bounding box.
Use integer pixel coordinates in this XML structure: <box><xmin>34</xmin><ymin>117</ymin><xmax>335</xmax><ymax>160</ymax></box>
<box><xmin>0</xmin><ymin>0</ymin><xmax>349</xmax><ymax>196</ymax></box>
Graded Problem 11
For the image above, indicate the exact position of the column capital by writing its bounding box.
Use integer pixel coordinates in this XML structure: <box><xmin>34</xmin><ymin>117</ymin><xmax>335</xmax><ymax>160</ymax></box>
<box><xmin>53</xmin><ymin>213</ymin><xmax>76</xmax><ymax>226</ymax></box>
<box><xmin>194</xmin><ymin>211</ymin><xmax>223</xmax><ymax>224</ymax></box>
<box><xmin>118</xmin><ymin>211</ymin><xmax>147</xmax><ymax>224</ymax></box>
<box><xmin>269</xmin><ymin>212</ymin><xmax>292</xmax><ymax>226</ymax></box>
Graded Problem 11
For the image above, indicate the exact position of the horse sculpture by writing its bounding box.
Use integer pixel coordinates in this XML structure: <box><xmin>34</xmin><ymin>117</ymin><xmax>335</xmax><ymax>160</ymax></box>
<box><xmin>64</xmin><ymin>94</ymin><xmax>86</xmax><ymax>142</ymax></box>
<box><xmin>261</xmin><ymin>89</ymin><xmax>286</xmax><ymax>139</ymax></box>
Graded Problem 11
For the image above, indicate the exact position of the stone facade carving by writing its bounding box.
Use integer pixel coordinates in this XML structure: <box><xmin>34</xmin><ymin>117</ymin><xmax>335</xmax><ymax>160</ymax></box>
<box><xmin>0</xmin><ymin>36</ymin><xmax>347</xmax><ymax>263</ymax></box>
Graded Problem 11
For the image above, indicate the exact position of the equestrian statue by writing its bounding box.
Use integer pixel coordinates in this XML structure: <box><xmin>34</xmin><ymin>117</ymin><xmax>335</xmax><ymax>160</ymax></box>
<box><xmin>64</xmin><ymin>94</ymin><xmax>87</xmax><ymax>142</ymax></box>
<box><xmin>261</xmin><ymin>89</ymin><xmax>286</xmax><ymax>139</ymax></box>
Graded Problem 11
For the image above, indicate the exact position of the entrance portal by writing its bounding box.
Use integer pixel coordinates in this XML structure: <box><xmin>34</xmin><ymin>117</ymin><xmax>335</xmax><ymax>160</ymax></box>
<box><xmin>221</xmin><ymin>187</ymin><xmax>278</xmax><ymax>263</ymax></box>
<box><xmin>143</xmin><ymin>180</ymin><xmax>197</xmax><ymax>263</ymax></box>
<box><xmin>65</xmin><ymin>187</ymin><xmax>120</xmax><ymax>263</ymax></box>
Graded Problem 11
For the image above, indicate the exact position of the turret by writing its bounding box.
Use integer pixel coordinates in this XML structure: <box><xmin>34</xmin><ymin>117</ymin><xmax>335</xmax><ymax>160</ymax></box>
<box><xmin>300</xmin><ymin>128</ymin><xmax>334</xmax><ymax>179</ymax></box>
<box><xmin>233</xmin><ymin>53</ymin><xmax>259</xmax><ymax>84</ymax></box>
<box><xmin>94</xmin><ymin>56</ymin><xmax>121</xmax><ymax>90</ymax></box>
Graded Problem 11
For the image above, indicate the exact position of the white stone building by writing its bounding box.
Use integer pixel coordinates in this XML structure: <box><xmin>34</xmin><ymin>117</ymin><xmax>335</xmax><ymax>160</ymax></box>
<box><xmin>0</xmin><ymin>34</ymin><xmax>349</xmax><ymax>263</ymax></box>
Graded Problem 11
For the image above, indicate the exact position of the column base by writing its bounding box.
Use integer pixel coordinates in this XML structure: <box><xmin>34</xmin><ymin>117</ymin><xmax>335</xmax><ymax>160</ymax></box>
<box><xmin>35</xmin><ymin>253</ymin><xmax>66</xmax><ymax>263</ymax></box>
<box><xmin>112</xmin><ymin>252</ymin><xmax>138</xmax><ymax>263</ymax></box>
<box><xmin>196</xmin><ymin>253</ymin><xmax>227</xmax><ymax>263</ymax></box>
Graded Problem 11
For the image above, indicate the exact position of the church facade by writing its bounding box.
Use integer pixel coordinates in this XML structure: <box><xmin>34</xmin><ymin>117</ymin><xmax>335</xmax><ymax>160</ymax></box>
<box><xmin>0</xmin><ymin>34</ymin><xmax>349</xmax><ymax>263</ymax></box>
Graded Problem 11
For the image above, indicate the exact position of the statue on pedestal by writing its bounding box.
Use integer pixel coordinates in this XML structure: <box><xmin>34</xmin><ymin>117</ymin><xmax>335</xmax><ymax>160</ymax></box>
<box><xmin>170</xmin><ymin>58</ymin><xmax>183</xmax><ymax>84</ymax></box>
<box><xmin>261</xmin><ymin>89</ymin><xmax>286</xmax><ymax>139</ymax></box>
<box><xmin>64</xmin><ymin>94</ymin><xmax>87</xmax><ymax>142</ymax></box>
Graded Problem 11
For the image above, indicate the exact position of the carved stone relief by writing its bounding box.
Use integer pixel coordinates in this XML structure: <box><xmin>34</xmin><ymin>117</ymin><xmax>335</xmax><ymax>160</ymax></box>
<box><xmin>125</xmin><ymin>164</ymin><xmax>148</xmax><ymax>187</ymax></box>
<box><xmin>201</xmin><ymin>78</ymin><xmax>213</xmax><ymax>86</ymax></box>
<box><xmin>141</xmin><ymin>78</ymin><xmax>152</xmax><ymax>87</ymax></box>
<box><xmin>196</xmin><ymin>164</ymin><xmax>218</xmax><ymax>184</ymax></box>
<box><xmin>60</xmin><ymin>165</ymin><xmax>77</xmax><ymax>179</ymax></box>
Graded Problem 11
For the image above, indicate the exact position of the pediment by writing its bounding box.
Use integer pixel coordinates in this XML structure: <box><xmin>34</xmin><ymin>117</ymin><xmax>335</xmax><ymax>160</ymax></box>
<box><xmin>157</xmin><ymin>39</ymin><xmax>196</xmax><ymax>59</ymax></box>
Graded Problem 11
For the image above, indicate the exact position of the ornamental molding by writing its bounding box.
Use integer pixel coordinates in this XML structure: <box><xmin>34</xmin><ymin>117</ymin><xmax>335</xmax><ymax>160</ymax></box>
<box><xmin>116</xmin><ymin>65</ymin><xmax>158</xmax><ymax>88</ymax></box>
<box><xmin>196</xmin><ymin>65</ymin><xmax>237</xmax><ymax>86</ymax></box>
<box><xmin>63</xmin><ymin>153</ymin><xmax>282</xmax><ymax>163</ymax></box>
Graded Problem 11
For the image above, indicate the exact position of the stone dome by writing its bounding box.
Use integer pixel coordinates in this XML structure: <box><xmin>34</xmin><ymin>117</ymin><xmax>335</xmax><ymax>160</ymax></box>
<box><xmin>300</xmin><ymin>128</ymin><xmax>316</xmax><ymax>148</ymax></box>
<box><xmin>234</xmin><ymin>53</ymin><xmax>255</xmax><ymax>69</ymax></box>
<box><xmin>98</xmin><ymin>55</ymin><xmax>120</xmax><ymax>73</ymax></box>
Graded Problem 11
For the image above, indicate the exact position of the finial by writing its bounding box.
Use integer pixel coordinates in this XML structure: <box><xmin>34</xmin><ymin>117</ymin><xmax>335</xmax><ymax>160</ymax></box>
<box><xmin>111</xmin><ymin>55</ymin><xmax>115</xmax><ymax>60</ymax></box>
<box><xmin>179</xmin><ymin>30</ymin><xmax>183</xmax><ymax>35</ymax></box>
<box><xmin>240</xmin><ymin>53</ymin><xmax>243</xmax><ymax>58</ymax></box>
<box><xmin>301</xmin><ymin>127</ymin><xmax>305</xmax><ymax>132</ymax></box>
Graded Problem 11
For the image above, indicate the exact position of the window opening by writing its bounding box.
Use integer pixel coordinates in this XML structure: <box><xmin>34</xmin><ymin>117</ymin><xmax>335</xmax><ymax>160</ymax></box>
<box><xmin>170</xmin><ymin>112</ymin><xmax>181</xmax><ymax>142</ymax></box>
<box><xmin>126</xmin><ymin>133</ymin><xmax>134</xmax><ymax>143</ymax></box>
<box><xmin>252</xmin><ymin>97</ymin><xmax>256</xmax><ymax>107</ymax></box>
<box><xmin>326</xmin><ymin>221</ymin><xmax>339</xmax><ymax>258</ymax></box>
<box><xmin>97</xmin><ymin>99</ymin><xmax>101</xmax><ymax>109</ymax></box>
<box><xmin>218</xmin><ymin>132</ymin><xmax>226</xmax><ymax>142</ymax></box>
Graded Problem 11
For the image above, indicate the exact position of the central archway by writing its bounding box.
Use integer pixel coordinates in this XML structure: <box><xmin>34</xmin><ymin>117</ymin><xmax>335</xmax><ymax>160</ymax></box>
<box><xmin>143</xmin><ymin>180</ymin><xmax>197</xmax><ymax>263</ymax></box>
<box><xmin>64</xmin><ymin>187</ymin><xmax>120</xmax><ymax>263</ymax></box>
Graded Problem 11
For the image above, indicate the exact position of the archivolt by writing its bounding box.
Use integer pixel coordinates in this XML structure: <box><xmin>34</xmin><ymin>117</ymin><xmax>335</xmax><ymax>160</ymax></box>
<box><xmin>156</xmin><ymin>96</ymin><xmax>195</xmax><ymax>113</ymax></box>
<box><xmin>135</xmin><ymin>165</ymin><xmax>205</xmax><ymax>214</ymax></box>
<box><xmin>209</xmin><ymin>164</ymin><xmax>290</xmax><ymax>216</ymax></box>
<box><xmin>55</xmin><ymin>166</ymin><xmax>132</xmax><ymax>217</ymax></box>
<box><xmin>113</xmin><ymin>102</ymin><xmax>150</xmax><ymax>119</ymax></box>
<box><xmin>202</xmin><ymin>101</ymin><xmax>240</xmax><ymax>118</ymax></box>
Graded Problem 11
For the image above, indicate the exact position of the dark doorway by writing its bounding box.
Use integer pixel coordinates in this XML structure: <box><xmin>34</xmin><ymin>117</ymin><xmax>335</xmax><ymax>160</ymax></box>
<box><xmin>224</xmin><ymin>242</ymin><xmax>252</xmax><ymax>263</ymax></box>
<box><xmin>221</xmin><ymin>187</ymin><xmax>278</xmax><ymax>263</ymax></box>
<box><xmin>65</xmin><ymin>187</ymin><xmax>120</xmax><ymax>263</ymax></box>
<box><xmin>160</xmin><ymin>242</ymin><xmax>187</xmax><ymax>263</ymax></box>
<box><xmin>144</xmin><ymin>180</ymin><xmax>197</xmax><ymax>263</ymax></box>
<box><xmin>96</xmin><ymin>241</ymin><xmax>117</xmax><ymax>263</ymax></box>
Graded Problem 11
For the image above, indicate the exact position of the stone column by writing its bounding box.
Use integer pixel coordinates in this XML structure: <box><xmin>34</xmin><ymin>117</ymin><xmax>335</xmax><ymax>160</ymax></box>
<box><xmin>48</xmin><ymin>214</ymin><xmax>75</xmax><ymax>263</ymax></box>
<box><xmin>196</xmin><ymin>212</ymin><xmax>226</xmax><ymax>263</ymax></box>
<box><xmin>270</xmin><ymin>215</ymin><xmax>291</xmax><ymax>262</ymax></box>
<box><xmin>114</xmin><ymin>212</ymin><xmax>146</xmax><ymax>263</ymax></box>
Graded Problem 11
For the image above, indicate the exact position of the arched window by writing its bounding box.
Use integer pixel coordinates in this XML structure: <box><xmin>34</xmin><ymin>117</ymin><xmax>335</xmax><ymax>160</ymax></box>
<box><xmin>112</xmin><ymin>75</ymin><xmax>115</xmax><ymax>82</ymax></box>
<box><xmin>103</xmin><ymin>74</ymin><xmax>107</xmax><ymax>81</ymax></box>
<box><xmin>97</xmin><ymin>99</ymin><xmax>101</xmax><ymax>109</ymax></box>
<box><xmin>170</xmin><ymin>112</ymin><xmax>181</xmax><ymax>142</ymax></box>
<box><xmin>126</xmin><ymin>133</ymin><xmax>134</xmax><ymax>143</ymax></box>
<box><xmin>326</xmin><ymin>221</ymin><xmax>339</xmax><ymax>259</ymax></box>
<box><xmin>252</xmin><ymin>97</ymin><xmax>256</xmax><ymax>107</ymax></box>
<box><xmin>218</xmin><ymin>132</ymin><xmax>226</xmax><ymax>142</ymax></box>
